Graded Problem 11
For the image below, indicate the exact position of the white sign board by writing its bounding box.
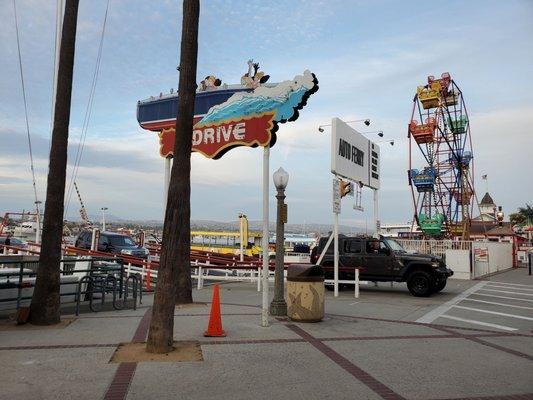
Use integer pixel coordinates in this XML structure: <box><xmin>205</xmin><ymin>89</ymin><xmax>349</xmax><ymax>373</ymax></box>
<box><xmin>332</xmin><ymin>179</ymin><xmax>341</xmax><ymax>214</ymax></box>
<box><xmin>331</xmin><ymin>118</ymin><xmax>380</xmax><ymax>189</ymax></box>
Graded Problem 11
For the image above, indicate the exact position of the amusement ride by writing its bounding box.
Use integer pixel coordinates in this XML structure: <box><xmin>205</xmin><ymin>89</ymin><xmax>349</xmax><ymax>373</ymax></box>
<box><xmin>408</xmin><ymin>73</ymin><xmax>475</xmax><ymax>239</ymax></box>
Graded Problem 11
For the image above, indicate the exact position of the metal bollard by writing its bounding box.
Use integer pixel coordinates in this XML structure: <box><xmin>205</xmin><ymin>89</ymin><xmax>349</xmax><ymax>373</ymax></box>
<box><xmin>197</xmin><ymin>266</ymin><xmax>203</xmax><ymax>290</ymax></box>
<box><xmin>529</xmin><ymin>252</ymin><xmax>532</xmax><ymax>276</ymax></box>
<box><xmin>355</xmin><ymin>268</ymin><xmax>359</xmax><ymax>299</ymax></box>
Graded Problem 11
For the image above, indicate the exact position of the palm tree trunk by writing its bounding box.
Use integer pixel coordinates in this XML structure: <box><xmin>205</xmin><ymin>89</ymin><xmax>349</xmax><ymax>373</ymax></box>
<box><xmin>29</xmin><ymin>0</ymin><xmax>79</xmax><ymax>325</ymax></box>
<box><xmin>146</xmin><ymin>0</ymin><xmax>199</xmax><ymax>353</ymax></box>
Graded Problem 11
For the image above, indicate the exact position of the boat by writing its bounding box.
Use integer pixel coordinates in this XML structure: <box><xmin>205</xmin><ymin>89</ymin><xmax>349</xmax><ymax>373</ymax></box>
<box><xmin>137</xmin><ymin>60</ymin><xmax>276</xmax><ymax>132</ymax></box>
<box><xmin>137</xmin><ymin>85</ymin><xmax>254</xmax><ymax>131</ymax></box>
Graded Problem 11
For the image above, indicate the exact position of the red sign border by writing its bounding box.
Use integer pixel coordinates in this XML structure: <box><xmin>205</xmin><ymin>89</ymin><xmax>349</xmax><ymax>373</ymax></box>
<box><xmin>158</xmin><ymin>111</ymin><xmax>276</xmax><ymax>159</ymax></box>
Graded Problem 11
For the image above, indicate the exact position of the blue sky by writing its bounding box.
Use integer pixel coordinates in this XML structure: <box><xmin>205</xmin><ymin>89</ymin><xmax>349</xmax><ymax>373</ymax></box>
<box><xmin>1</xmin><ymin>0</ymin><xmax>532</xmax><ymax>227</ymax></box>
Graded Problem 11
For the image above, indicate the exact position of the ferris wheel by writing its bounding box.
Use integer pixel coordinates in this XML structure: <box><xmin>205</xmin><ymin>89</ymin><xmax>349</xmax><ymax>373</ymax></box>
<box><xmin>408</xmin><ymin>72</ymin><xmax>475</xmax><ymax>239</ymax></box>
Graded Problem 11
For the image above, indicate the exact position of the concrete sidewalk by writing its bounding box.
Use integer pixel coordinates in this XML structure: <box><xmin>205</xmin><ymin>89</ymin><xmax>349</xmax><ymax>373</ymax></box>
<box><xmin>1</xmin><ymin>271</ymin><xmax>532</xmax><ymax>400</ymax></box>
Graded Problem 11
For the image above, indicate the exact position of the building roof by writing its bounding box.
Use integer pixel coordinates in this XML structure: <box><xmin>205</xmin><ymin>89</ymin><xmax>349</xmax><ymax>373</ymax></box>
<box><xmin>485</xmin><ymin>224</ymin><xmax>515</xmax><ymax>236</ymax></box>
<box><xmin>470</xmin><ymin>220</ymin><xmax>493</xmax><ymax>236</ymax></box>
<box><xmin>480</xmin><ymin>192</ymin><xmax>495</xmax><ymax>206</ymax></box>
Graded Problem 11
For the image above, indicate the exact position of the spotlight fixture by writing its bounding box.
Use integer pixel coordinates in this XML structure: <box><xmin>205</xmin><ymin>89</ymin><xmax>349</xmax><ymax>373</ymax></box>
<box><xmin>376</xmin><ymin>139</ymin><xmax>395</xmax><ymax>146</ymax></box>
<box><xmin>318</xmin><ymin>118</ymin><xmax>371</xmax><ymax>133</ymax></box>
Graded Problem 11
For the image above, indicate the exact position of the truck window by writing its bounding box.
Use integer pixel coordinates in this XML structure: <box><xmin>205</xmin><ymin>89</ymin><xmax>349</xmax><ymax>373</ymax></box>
<box><xmin>345</xmin><ymin>240</ymin><xmax>361</xmax><ymax>253</ymax></box>
<box><xmin>366</xmin><ymin>240</ymin><xmax>380</xmax><ymax>254</ymax></box>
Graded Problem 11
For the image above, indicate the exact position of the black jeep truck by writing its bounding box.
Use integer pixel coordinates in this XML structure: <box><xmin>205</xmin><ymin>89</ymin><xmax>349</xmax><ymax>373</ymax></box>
<box><xmin>310</xmin><ymin>235</ymin><xmax>453</xmax><ymax>297</ymax></box>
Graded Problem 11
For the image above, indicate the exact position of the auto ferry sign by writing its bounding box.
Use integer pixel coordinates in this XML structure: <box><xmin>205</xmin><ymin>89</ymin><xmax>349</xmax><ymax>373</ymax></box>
<box><xmin>138</xmin><ymin>68</ymin><xmax>318</xmax><ymax>159</ymax></box>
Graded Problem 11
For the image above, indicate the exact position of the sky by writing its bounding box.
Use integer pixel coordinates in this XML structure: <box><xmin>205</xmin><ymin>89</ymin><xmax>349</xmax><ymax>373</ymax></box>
<box><xmin>1</xmin><ymin>0</ymin><xmax>532</xmax><ymax>229</ymax></box>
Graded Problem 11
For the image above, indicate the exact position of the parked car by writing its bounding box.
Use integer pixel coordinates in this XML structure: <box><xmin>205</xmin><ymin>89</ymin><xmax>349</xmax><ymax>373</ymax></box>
<box><xmin>75</xmin><ymin>231</ymin><xmax>149</xmax><ymax>259</ymax></box>
<box><xmin>0</xmin><ymin>236</ymin><xmax>28</xmax><ymax>249</ymax></box>
<box><xmin>310</xmin><ymin>235</ymin><xmax>453</xmax><ymax>297</ymax></box>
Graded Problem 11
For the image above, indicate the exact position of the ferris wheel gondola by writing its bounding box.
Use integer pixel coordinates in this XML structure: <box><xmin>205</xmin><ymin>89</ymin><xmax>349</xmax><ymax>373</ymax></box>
<box><xmin>408</xmin><ymin>73</ymin><xmax>475</xmax><ymax>239</ymax></box>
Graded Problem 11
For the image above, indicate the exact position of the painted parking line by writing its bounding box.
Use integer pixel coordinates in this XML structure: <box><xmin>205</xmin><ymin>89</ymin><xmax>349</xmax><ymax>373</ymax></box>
<box><xmin>415</xmin><ymin>282</ymin><xmax>487</xmax><ymax>324</ymax></box>
<box><xmin>479</xmin><ymin>288</ymin><xmax>533</xmax><ymax>297</ymax></box>
<box><xmin>483</xmin><ymin>280</ymin><xmax>533</xmax><ymax>287</ymax></box>
<box><xmin>438</xmin><ymin>315</ymin><xmax>517</xmax><ymax>331</ymax></box>
<box><xmin>452</xmin><ymin>305</ymin><xmax>533</xmax><ymax>321</ymax></box>
<box><xmin>462</xmin><ymin>298</ymin><xmax>533</xmax><ymax>310</ymax></box>
<box><xmin>471</xmin><ymin>292</ymin><xmax>533</xmax><ymax>303</ymax></box>
<box><xmin>485</xmin><ymin>284</ymin><xmax>533</xmax><ymax>292</ymax></box>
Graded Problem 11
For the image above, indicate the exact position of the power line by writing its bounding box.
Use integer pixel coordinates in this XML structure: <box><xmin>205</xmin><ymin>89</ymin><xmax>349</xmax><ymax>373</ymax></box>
<box><xmin>12</xmin><ymin>0</ymin><xmax>40</xmax><ymax>215</ymax></box>
<box><xmin>48</xmin><ymin>0</ymin><xmax>64</xmax><ymax>153</ymax></box>
<box><xmin>64</xmin><ymin>0</ymin><xmax>110</xmax><ymax>219</ymax></box>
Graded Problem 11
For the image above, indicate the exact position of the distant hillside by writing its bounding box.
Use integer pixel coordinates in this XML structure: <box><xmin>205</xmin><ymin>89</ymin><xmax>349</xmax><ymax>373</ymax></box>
<box><xmin>64</xmin><ymin>215</ymin><xmax>366</xmax><ymax>235</ymax></box>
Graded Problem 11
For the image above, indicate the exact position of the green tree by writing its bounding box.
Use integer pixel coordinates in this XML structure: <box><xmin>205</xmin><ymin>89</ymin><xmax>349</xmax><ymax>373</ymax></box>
<box><xmin>510</xmin><ymin>204</ymin><xmax>533</xmax><ymax>227</ymax></box>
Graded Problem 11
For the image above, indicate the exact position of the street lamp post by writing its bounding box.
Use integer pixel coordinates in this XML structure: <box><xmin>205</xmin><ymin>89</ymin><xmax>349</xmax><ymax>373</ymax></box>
<box><xmin>270</xmin><ymin>167</ymin><xmax>289</xmax><ymax>316</ymax></box>
<box><xmin>101</xmin><ymin>207</ymin><xmax>108</xmax><ymax>231</ymax></box>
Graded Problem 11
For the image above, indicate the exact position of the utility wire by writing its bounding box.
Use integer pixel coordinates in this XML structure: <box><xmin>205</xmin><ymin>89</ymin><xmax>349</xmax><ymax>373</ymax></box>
<box><xmin>48</xmin><ymin>0</ymin><xmax>64</xmax><ymax>153</ymax></box>
<box><xmin>12</xmin><ymin>0</ymin><xmax>40</xmax><ymax>215</ymax></box>
<box><xmin>64</xmin><ymin>0</ymin><xmax>110</xmax><ymax>220</ymax></box>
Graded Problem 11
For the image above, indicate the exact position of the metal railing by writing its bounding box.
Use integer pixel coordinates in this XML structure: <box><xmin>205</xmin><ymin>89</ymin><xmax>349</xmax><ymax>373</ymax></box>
<box><xmin>0</xmin><ymin>257</ymin><xmax>141</xmax><ymax>313</ymax></box>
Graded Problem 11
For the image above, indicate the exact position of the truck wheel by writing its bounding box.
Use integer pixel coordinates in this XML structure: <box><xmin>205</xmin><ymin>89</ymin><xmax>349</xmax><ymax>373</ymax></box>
<box><xmin>407</xmin><ymin>271</ymin><xmax>434</xmax><ymax>297</ymax></box>
<box><xmin>433</xmin><ymin>278</ymin><xmax>447</xmax><ymax>293</ymax></box>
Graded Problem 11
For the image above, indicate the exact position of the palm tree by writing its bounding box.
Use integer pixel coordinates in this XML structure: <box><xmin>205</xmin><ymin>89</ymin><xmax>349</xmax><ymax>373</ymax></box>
<box><xmin>146</xmin><ymin>0</ymin><xmax>199</xmax><ymax>353</ymax></box>
<box><xmin>29</xmin><ymin>0</ymin><xmax>79</xmax><ymax>325</ymax></box>
<box><xmin>510</xmin><ymin>204</ymin><xmax>533</xmax><ymax>227</ymax></box>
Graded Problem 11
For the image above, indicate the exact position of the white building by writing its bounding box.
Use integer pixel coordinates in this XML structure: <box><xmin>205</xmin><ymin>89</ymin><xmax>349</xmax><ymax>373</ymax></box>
<box><xmin>379</xmin><ymin>222</ymin><xmax>419</xmax><ymax>237</ymax></box>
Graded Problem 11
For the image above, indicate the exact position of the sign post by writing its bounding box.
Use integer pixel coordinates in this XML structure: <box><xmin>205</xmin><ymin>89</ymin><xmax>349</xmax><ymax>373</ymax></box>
<box><xmin>261</xmin><ymin>146</ymin><xmax>270</xmax><ymax>327</ymax></box>
<box><xmin>163</xmin><ymin>156</ymin><xmax>171</xmax><ymax>218</ymax></box>
<box><xmin>373</xmin><ymin>188</ymin><xmax>379</xmax><ymax>238</ymax></box>
<box><xmin>332</xmin><ymin>178</ymin><xmax>340</xmax><ymax>296</ymax></box>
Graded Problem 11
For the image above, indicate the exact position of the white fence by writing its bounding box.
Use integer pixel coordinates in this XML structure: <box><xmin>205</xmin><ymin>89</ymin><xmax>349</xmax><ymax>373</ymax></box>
<box><xmin>445</xmin><ymin>242</ymin><xmax>514</xmax><ymax>280</ymax></box>
<box><xmin>396</xmin><ymin>239</ymin><xmax>472</xmax><ymax>259</ymax></box>
<box><xmin>124</xmin><ymin>261</ymin><xmax>362</xmax><ymax>298</ymax></box>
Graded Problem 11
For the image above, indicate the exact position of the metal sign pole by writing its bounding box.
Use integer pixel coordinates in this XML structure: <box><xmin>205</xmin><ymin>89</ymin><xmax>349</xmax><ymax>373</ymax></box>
<box><xmin>373</xmin><ymin>188</ymin><xmax>379</xmax><ymax>238</ymax></box>
<box><xmin>163</xmin><ymin>156</ymin><xmax>171</xmax><ymax>217</ymax></box>
<box><xmin>334</xmin><ymin>211</ymin><xmax>339</xmax><ymax>297</ymax></box>
<box><xmin>261</xmin><ymin>146</ymin><xmax>270</xmax><ymax>327</ymax></box>
<box><xmin>332</xmin><ymin>177</ymin><xmax>340</xmax><ymax>297</ymax></box>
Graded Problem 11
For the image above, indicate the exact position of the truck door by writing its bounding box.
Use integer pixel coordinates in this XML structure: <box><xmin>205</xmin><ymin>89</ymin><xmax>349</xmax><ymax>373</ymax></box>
<box><xmin>340</xmin><ymin>238</ymin><xmax>363</xmax><ymax>280</ymax></box>
<box><xmin>363</xmin><ymin>239</ymin><xmax>392</xmax><ymax>279</ymax></box>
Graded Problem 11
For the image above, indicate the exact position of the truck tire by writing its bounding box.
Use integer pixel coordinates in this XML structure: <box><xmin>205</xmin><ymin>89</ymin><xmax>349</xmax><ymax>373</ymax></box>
<box><xmin>433</xmin><ymin>278</ymin><xmax>447</xmax><ymax>293</ymax></box>
<box><xmin>407</xmin><ymin>270</ymin><xmax>434</xmax><ymax>297</ymax></box>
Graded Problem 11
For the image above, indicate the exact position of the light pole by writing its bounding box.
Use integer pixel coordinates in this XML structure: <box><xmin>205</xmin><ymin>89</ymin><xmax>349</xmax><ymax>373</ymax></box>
<box><xmin>101</xmin><ymin>207</ymin><xmax>108</xmax><ymax>231</ymax></box>
<box><xmin>270</xmin><ymin>167</ymin><xmax>289</xmax><ymax>316</ymax></box>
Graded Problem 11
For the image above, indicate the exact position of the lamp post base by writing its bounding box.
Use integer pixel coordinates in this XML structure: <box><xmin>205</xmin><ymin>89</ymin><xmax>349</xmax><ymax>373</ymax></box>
<box><xmin>269</xmin><ymin>299</ymin><xmax>287</xmax><ymax>316</ymax></box>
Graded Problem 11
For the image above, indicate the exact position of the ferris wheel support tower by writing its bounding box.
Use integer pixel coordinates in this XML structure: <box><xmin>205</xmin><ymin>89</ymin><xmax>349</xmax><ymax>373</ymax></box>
<box><xmin>408</xmin><ymin>73</ymin><xmax>475</xmax><ymax>239</ymax></box>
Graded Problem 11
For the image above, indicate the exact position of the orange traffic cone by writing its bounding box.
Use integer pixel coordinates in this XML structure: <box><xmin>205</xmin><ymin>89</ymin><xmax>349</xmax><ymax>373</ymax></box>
<box><xmin>204</xmin><ymin>284</ymin><xmax>226</xmax><ymax>337</ymax></box>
